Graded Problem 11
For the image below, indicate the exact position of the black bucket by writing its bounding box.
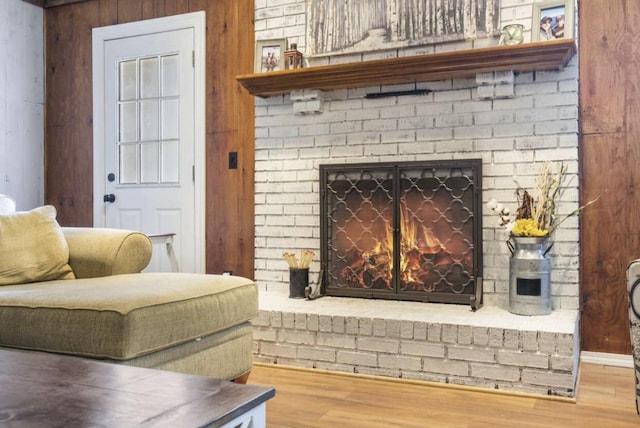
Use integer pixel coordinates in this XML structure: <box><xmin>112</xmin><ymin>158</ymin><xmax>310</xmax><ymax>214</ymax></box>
<box><xmin>289</xmin><ymin>268</ymin><xmax>309</xmax><ymax>299</ymax></box>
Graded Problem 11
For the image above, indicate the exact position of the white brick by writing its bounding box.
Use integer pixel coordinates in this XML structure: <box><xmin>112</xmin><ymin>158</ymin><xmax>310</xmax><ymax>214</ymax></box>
<box><xmin>494</xmin><ymin>83</ymin><xmax>515</xmax><ymax>98</ymax></box>
<box><xmin>337</xmin><ymin>350</ymin><xmax>378</xmax><ymax>366</ymax></box>
<box><xmin>358</xmin><ymin>318</ymin><xmax>373</xmax><ymax>335</ymax></box>
<box><xmin>434</xmin><ymin>89</ymin><xmax>472</xmax><ymax>102</ymax></box>
<box><xmin>471</xmin><ymin>364</ymin><xmax>520</xmax><ymax>381</ymax></box>
<box><xmin>427</xmin><ymin>323</ymin><xmax>442</xmax><ymax>341</ymax></box>
<box><xmin>457</xmin><ymin>325</ymin><xmax>473</xmax><ymax>345</ymax></box>
<box><xmin>253</xmin><ymin>311</ymin><xmax>271</xmax><ymax>327</ymax></box>
<box><xmin>363</xmin><ymin>118</ymin><xmax>398</xmax><ymax>131</ymax></box>
<box><xmin>550</xmin><ymin>355</ymin><xmax>574</xmax><ymax>371</ymax></box>
<box><xmin>435</xmin><ymin>113</ymin><xmax>472</xmax><ymax>128</ymax></box>
<box><xmin>472</xmin><ymin>327</ymin><xmax>489</xmax><ymax>346</ymax></box>
<box><xmin>415</xmin><ymin>128</ymin><xmax>453</xmax><ymax>141</ymax></box>
<box><xmin>318</xmin><ymin>315</ymin><xmax>332</xmax><ymax>332</ymax></box>
<box><xmin>413</xmin><ymin>322</ymin><xmax>428</xmax><ymax>340</ymax></box>
<box><xmin>498</xmin><ymin>350</ymin><xmax>549</xmax><ymax>369</ymax></box>
<box><xmin>442</xmin><ymin>324</ymin><xmax>458</xmax><ymax>343</ymax></box>
<box><xmin>260</xmin><ymin>342</ymin><xmax>297</xmax><ymax>359</ymax></box>
<box><xmin>521</xmin><ymin>369</ymin><xmax>575</xmax><ymax>389</ymax></box>
<box><xmin>358</xmin><ymin>337</ymin><xmax>399</xmax><ymax>353</ymax></box>
<box><xmin>454</xmin><ymin>125</ymin><xmax>492</xmax><ymax>139</ymax></box>
<box><xmin>356</xmin><ymin>366</ymin><xmax>401</xmax><ymax>378</ymax></box>
<box><xmin>372</xmin><ymin>318</ymin><xmax>386</xmax><ymax>336</ymax></box>
<box><xmin>449</xmin><ymin>346</ymin><xmax>496</xmax><ymax>363</ymax></box>
<box><xmin>400</xmin><ymin>321</ymin><xmax>415</xmax><ymax>339</ymax></box>
<box><xmin>385</xmin><ymin>319</ymin><xmax>402</xmax><ymax>338</ymax></box>
<box><xmin>401</xmin><ymin>341</ymin><xmax>445</xmax><ymax>358</ymax></box>
<box><xmin>534</xmin><ymin>120</ymin><xmax>578</xmax><ymax>135</ymax></box>
<box><xmin>476</xmin><ymin>84</ymin><xmax>494</xmax><ymax>99</ymax></box>
<box><xmin>298</xmin><ymin>347</ymin><xmax>336</xmax><ymax>362</ymax></box>
<box><xmin>316</xmin><ymin>332</ymin><xmax>356</xmax><ymax>349</ymax></box>
<box><xmin>488</xmin><ymin>328</ymin><xmax>504</xmax><ymax>347</ymax></box>
<box><xmin>380</xmin><ymin>104</ymin><xmax>416</xmax><ymax>118</ymax></box>
<box><xmin>379</xmin><ymin>354</ymin><xmax>422</xmax><ymax>371</ymax></box>
<box><xmin>494</xmin><ymin>123</ymin><xmax>534</xmax><ymax>137</ymax></box>
<box><xmin>423</xmin><ymin>358</ymin><xmax>469</xmax><ymax>376</ymax></box>
<box><xmin>557</xmin><ymin>333</ymin><xmax>576</xmax><ymax>356</ymax></box>
<box><xmin>330</xmin><ymin>316</ymin><xmax>345</xmax><ymax>333</ymax></box>
<box><xmin>475</xmin><ymin>72</ymin><xmax>495</xmax><ymax>86</ymax></box>
<box><xmin>494</xmin><ymin>70</ymin><xmax>515</xmax><ymax>84</ymax></box>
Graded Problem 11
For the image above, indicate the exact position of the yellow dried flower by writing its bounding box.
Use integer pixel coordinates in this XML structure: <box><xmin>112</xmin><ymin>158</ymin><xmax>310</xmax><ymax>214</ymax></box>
<box><xmin>510</xmin><ymin>218</ymin><xmax>549</xmax><ymax>237</ymax></box>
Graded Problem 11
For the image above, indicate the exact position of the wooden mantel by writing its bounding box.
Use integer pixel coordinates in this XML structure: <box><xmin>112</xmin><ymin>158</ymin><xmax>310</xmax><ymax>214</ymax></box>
<box><xmin>237</xmin><ymin>39</ymin><xmax>576</xmax><ymax>97</ymax></box>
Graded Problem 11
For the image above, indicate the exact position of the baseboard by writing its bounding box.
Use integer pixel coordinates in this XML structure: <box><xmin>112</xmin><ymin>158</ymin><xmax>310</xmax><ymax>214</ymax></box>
<box><xmin>580</xmin><ymin>351</ymin><xmax>634</xmax><ymax>368</ymax></box>
<box><xmin>253</xmin><ymin>361</ymin><xmax>576</xmax><ymax>403</ymax></box>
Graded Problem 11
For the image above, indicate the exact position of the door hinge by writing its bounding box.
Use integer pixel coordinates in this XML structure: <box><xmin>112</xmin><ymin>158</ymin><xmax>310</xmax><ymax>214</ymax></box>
<box><xmin>192</xmin><ymin>165</ymin><xmax>195</xmax><ymax>182</ymax></box>
<box><xmin>192</xmin><ymin>50</ymin><xmax>195</xmax><ymax>68</ymax></box>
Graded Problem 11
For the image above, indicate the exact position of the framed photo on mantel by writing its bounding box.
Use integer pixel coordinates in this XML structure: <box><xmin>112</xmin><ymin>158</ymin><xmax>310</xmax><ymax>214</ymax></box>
<box><xmin>254</xmin><ymin>39</ymin><xmax>286</xmax><ymax>73</ymax></box>
<box><xmin>533</xmin><ymin>1</ymin><xmax>573</xmax><ymax>41</ymax></box>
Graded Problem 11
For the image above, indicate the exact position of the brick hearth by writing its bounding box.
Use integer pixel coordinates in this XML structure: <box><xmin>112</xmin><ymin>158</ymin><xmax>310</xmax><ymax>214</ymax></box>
<box><xmin>252</xmin><ymin>286</ymin><xmax>579</xmax><ymax>397</ymax></box>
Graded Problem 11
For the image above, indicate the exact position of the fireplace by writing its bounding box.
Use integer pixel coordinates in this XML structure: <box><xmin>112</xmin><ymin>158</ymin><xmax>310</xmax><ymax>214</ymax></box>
<box><xmin>320</xmin><ymin>160</ymin><xmax>483</xmax><ymax>309</ymax></box>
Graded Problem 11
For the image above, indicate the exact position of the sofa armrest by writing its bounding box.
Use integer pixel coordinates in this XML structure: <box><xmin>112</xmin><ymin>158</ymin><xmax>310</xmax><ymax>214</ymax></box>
<box><xmin>62</xmin><ymin>227</ymin><xmax>152</xmax><ymax>278</ymax></box>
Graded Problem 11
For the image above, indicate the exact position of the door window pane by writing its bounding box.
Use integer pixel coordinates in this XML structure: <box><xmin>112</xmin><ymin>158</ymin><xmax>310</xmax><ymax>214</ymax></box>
<box><xmin>140</xmin><ymin>57</ymin><xmax>159</xmax><ymax>99</ymax></box>
<box><xmin>141</xmin><ymin>142</ymin><xmax>160</xmax><ymax>183</ymax></box>
<box><xmin>161</xmin><ymin>55</ymin><xmax>179</xmax><ymax>97</ymax></box>
<box><xmin>161</xmin><ymin>98</ymin><xmax>179</xmax><ymax>140</ymax></box>
<box><xmin>161</xmin><ymin>140</ymin><xmax>179</xmax><ymax>183</ymax></box>
<box><xmin>119</xmin><ymin>60</ymin><xmax>137</xmax><ymax>101</ymax></box>
<box><xmin>119</xmin><ymin>102</ymin><xmax>138</xmax><ymax>142</ymax></box>
<box><xmin>140</xmin><ymin>100</ymin><xmax>159</xmax><ymax>141</ymax></box>
<box><xmin>119</xmin><ymin>144</ymin><xmax>138</xmax><ymax>184</ymax></box>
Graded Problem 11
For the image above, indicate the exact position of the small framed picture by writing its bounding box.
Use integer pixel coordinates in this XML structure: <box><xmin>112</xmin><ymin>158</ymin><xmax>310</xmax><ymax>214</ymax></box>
<box><xmin>254</xmin><ymin>39</ymin><xmax>287</xmax><ymax>73</ymax></box>
<box><xmin>532</xmin><ymin>1</ymin><xmax>573</xmax><ymax>41</ymax></box>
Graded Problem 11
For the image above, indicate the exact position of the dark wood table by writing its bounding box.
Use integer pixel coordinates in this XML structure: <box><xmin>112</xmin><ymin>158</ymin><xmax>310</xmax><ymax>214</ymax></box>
<box><xmin>0</xmin><ymin>348</ymin><xmax>274</xmax><ymax>427</ymax></box>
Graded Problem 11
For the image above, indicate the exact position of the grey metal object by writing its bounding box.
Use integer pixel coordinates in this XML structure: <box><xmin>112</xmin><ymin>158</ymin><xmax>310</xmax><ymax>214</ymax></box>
<box><xmin>508</xmin><ymin>236</ymin><xmax>552</xmax><ymax>316</ymax></box>
<box><xmin>289</xmin><ymin>268</ymin><xmax>308</xmax><ymax>299</ymax></box>
<box><xmin>626</xmin><ymin>259</ymin><xmax>640</xmax><ymax>414</ymax></box>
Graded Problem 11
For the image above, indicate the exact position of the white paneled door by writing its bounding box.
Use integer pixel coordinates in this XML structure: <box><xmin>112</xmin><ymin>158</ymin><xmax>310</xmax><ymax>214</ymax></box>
<box><xmin>93</xmin><ymin>13</ymin><xmax>205</xmax><ymax>273</ymax></box>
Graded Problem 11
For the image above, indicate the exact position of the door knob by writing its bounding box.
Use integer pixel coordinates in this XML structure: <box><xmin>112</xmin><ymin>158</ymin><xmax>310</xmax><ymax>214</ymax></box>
<box><xmin>103</xmin><ymin>194</ymin><xmax>116</xmax><ymax>203</ymax></box>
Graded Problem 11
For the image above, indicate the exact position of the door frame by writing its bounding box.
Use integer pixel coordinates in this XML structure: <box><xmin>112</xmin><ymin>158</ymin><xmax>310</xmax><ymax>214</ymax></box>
<box><xmin>92</xmin><ymin>12</ymin><xmax>206</xmax><ymax>272</ymax></box>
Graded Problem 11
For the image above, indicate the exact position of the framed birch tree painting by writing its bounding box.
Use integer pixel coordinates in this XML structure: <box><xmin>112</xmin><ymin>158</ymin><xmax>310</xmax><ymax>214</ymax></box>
<box><xmin>306</xmin><ymin>0</ymin><xmax>502</xmax><ymax>56</ymax></box>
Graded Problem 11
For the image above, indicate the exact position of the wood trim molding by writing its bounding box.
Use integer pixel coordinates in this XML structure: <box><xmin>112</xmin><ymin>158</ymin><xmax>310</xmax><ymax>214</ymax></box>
<box><xmin>580</xmin><ymin>351</ymin><xmax>634</xmax><ymax>368</ymax></box>
<box><xmin>44</xmin><ymin>0</ymin><xmax>88</xmax><ymax>6</ymax></box>
<box><xmin>24</xmin><ymin>0</ymin><xmax>88</xmax><ymax>8</ymax></box>
<box><xmin>237</xmin><ymin>39</ymin><xmax>576</xmax><ymax>97</ymax></box>
<box><xmin>21</xmin><ymin>0</ymin><xmax>45</xmax><ymax>7</ymax></box>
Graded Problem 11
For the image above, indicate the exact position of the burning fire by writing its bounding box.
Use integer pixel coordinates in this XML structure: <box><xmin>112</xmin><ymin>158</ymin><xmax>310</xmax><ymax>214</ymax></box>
<box><xmin>339</xmin><ymin>203</ymin><xmax>456</xmax><ymax>291</ymax></box>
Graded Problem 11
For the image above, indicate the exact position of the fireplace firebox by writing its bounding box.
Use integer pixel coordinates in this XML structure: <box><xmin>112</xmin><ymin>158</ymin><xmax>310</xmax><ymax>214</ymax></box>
<box><xmin>320</xmin><ymin>160</ymin><xmax>483</xmax><ymax>309</ymax></box>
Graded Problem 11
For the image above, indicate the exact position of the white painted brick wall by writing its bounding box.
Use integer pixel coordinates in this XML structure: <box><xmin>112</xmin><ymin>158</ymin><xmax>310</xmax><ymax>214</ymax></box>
<box><xmin>254</xmin><ymin>2</ymin><xmax>581</xmax><ymax>311</ymax></box>
<box><xmin>253</xmin><ymin>309</ymin><xmax>579</xmax><ymax>397</ymax></box>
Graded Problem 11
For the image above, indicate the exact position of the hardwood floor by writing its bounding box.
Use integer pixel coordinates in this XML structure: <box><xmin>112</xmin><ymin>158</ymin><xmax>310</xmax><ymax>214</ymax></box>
<box><xmin>248</xmin><ymin>363</ymin><xmax>638</xmax><ymax>427</ymax></box>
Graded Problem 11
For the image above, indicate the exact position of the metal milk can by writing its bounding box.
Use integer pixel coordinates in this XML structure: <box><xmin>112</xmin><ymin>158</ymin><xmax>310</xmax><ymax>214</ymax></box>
<box><xmin>507</xmin><ymin>236</ymin><xmax>552</xmax><ymax>316</ymax></box>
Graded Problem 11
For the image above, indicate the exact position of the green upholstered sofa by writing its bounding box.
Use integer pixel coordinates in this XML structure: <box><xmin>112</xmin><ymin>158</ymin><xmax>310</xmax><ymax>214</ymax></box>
<box><xmin>0</xmin><ymin>206</ymin><xmax>257</xmax><ymax>382</ymax></box>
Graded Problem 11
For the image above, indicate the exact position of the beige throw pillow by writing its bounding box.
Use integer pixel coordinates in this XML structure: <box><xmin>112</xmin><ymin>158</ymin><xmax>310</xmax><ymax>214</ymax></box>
<box><xmin>0</xmin><ymin>205</ymin><xmax>75</xmax><ymax>285</ymax></box>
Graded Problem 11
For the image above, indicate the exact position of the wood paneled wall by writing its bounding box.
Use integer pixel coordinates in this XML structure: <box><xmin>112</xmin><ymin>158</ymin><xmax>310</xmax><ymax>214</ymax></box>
<box><xmin>579</xmin><ymin>0</ymin><xmax>640</xmax><ymax>353</ymax></box>
<box><xmin>44</xmin><ymin>0</ymin><xmax>256</xmax><ymax>278</ymax></box>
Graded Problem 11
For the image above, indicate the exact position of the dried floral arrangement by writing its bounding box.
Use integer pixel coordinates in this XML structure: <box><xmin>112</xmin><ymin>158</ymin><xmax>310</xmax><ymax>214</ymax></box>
<box><xmin>487</xmin><ymin>161</ymin><xmax>599</xmax><ymax>238</ymax></box>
